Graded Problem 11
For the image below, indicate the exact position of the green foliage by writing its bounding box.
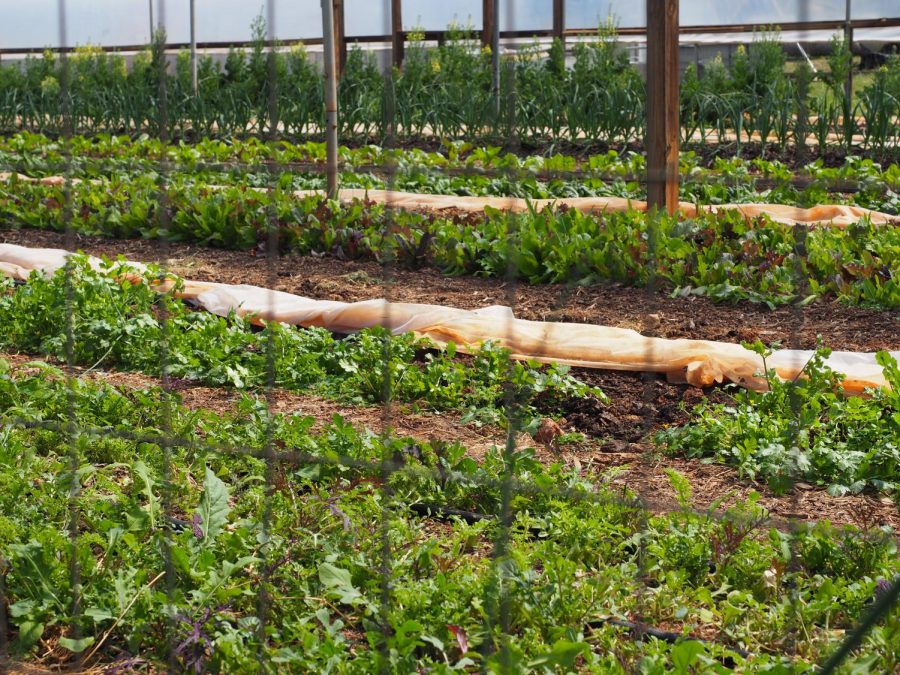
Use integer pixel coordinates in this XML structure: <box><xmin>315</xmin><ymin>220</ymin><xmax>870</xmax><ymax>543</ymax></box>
<box><xmin>826</xmin><ymin>34</ymin><xmax>853</xmax><ymax>101</ymax></box>
<box><xmin>0</xmin><ymin>258</ymin><xmax>601</xmax><ymax>427</ymax></box>
<box><xmin>0</xmin><ymin>360</ymin><xmax>896</xmax><ymax>670</ymax></box>
<box><xmin>2</xmin><ymin>161</ymin><xmax>897</xmax><ymax>309</ymax></box>
<box><xmin>1</xmin><ymin>21</ymin><xmax>897</xmax><ymax>149</ymax></box>
<box><xmin>657</xmin><ymin>349</ymin><xmax>900</xmax><ymax>495</ymax></box>
<box><xmin>2</xmin><ymin>131</ymin><xmax>897</xmax><ymax>213</ymax></box>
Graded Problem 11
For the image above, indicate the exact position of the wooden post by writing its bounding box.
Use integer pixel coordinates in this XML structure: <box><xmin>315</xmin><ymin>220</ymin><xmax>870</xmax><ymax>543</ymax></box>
<box><xmin>333</xmin><ymin>0</ymin><xmax>346</xmax><ymax>78</ymax></box>
<box><xmin>482</xmin><ymin>0</ymin><xmax>494</xmax><ymax>50</ymax></box>
<box><xmin>391</xmin><ymin>0</ymin><xmax>404</xmax><ymax>68</ymax></box>
<box><xmin>646</xmin><ymin>0</ymin><xmax>679</xmax><ymax>214</ymax></box>
<box><xmin>553</xmin><ymin>0</ymin><xmax>565</xmax><ymax>45</ymax></box>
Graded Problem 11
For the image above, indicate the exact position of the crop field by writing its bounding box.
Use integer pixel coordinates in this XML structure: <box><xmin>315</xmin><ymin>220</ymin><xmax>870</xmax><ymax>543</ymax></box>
<box><xmin>0</xmin><ymin>13</ymin><xmax>899</xmax><ymax>675</ymax></box>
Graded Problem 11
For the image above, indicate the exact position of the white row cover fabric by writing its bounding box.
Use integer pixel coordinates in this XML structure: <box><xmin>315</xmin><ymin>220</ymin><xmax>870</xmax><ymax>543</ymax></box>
<box><xmin>0</xmin><ymin>243</ymin><xmax>895</xmax><ymax>395</ymax></box>
<box><xmin>297</xmin><ymin>188</ymin><xmax>899</xmax><ymax>226</ymax></box>
<box><xmin>2</xmin><ymin>173</ymin><xmax>898</xmax><ymax>227</ymax></box>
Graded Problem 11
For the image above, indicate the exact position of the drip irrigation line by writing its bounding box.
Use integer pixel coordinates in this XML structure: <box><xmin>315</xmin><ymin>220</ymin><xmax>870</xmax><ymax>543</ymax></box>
<box><xmin>408</xmin><ymin>503</ymin><xmax>494</xmax><ymax>525</ymax></box>
<box><xmin>587</xmin><ymin>617</ymin><xmax>753</xmax><ymax>662</ymax></box>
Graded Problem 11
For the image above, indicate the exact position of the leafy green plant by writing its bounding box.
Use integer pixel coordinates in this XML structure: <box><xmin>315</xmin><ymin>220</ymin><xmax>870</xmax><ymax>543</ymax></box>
<box><xmin>0</xmin><ymin>20</ymin><xmax>894</xmax><ymax>150</ymax></box>
<box><xmin>2</xmin><ymin>132</ymin><xmax>897</xmax><ymax>213</ymax></box>
<box><xmin>0</xmin><ymin>258</ymin><xmax>602</xmax><ymax>427</ymax></box>
<box><xmin>1</xmin><ymin>162</ymin><xmax>897</xmax><ymax>309</ymax></box>
<box><xmin>0</xmin><ymin>357</ymin><xmax>896</xmax><ymax>670</ymax></box>
<box><xmin>657</xmin><ymin>348</ymin><xmax>900</xmax><ymax>495</ymax></box>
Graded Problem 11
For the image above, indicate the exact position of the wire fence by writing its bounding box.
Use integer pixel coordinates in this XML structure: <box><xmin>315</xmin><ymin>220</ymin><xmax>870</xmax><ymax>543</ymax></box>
<box><xmin>0</xmin><ymin>0</ymin><xmax>897</xmax><ymax>672</ymax></box>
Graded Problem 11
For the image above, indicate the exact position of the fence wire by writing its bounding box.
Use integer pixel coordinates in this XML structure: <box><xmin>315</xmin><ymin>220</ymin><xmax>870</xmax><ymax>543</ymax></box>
<box><xmin>0</xmin><ymin>0</ymin><xmax>897</xmax><ymax>673</ymax></box>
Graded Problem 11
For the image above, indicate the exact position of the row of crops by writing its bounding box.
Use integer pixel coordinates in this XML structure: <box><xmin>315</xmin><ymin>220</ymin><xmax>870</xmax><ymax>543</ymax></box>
<box><xmin>0</xmin><ymin>123</ymin><xmax>898</xmax><ymax>670</ymax></box>
<box><xmin>2</xmin><ymin>257</ymin><xmax>898</xmax><ymax>496</ymax></box>
<box><xmin>2</xmin><ymin>23</ymin><xmax>900</xmax><ymax>149</ymax></box>
<box><xmin>2</xmin><ymin>137</ymin><xmax>898</xmax><ymax>309</ymax></box>
<box><xmin>2</xmin><ymin>132</ymin><xmax>899</xmax><ymax>212</ymax></box>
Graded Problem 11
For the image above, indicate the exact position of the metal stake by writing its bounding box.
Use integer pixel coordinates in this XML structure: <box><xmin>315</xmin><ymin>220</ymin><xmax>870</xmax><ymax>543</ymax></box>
<box><xmin>492</xmin><ymin>0</ymin><xmax>500</xmax><ymax>118</ymax></box>
<box><xmin>844</xmin><ymin>0</ymin><xmax>853</xmax><ymax>102</ymax></box>
<box><xmin>190</xmin><ymin>0</ymin><xmax>197</xmax><ymax>95</ymax></box>
<box><xmin>321</xmin><ymin>0</ymin><xmax>339</xmax><ymax>197</ymax></box>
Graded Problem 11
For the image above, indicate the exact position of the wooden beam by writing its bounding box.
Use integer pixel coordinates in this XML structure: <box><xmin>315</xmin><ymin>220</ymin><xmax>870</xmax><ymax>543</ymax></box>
<box><xmin>646</xmin><ymin>0</ymin><xmax>679</xmax><ymax>214</ymax></box>
<box><xmin>482</xmin><ymin>0</ymin><xmax>495</xmax><ymax>50</ymax></box>
<box><xmin>333</xmin><ymin>0</ymin><xmax>346</xmax><ymax>78</ymax></box>
<box><xmin>391</xmin><ymin>0</ymin><xmax>404</xmax><ymax>68</ymax></box>
<box><xmin>553</xmin><ymin>0</ymin><xmax>565</xmax><ymax>42</ymax></box>
<box><xmin>5</xmin><ymin>17</ymin><xmax>900</xmax><ymax>57</ymax></box>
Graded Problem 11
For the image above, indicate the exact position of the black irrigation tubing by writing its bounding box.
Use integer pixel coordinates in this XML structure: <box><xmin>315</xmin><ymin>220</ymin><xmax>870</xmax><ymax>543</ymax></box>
<box><xmin>586</xmin><ymin>617</ymin><xmax>753</xmax><ymax>662</ymax></box>
<box><xmin>1</xmin><ymin>157</ymin><xmax>894</xmax><ymax>196</ymax></box>
<box><xmin>408</xmin><ymin>503</ymin><xmax>495</xmax><ymax>525</ymax></box>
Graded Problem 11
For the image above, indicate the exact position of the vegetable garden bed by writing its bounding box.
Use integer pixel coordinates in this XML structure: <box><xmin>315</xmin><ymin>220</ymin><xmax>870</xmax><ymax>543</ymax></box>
<box><xmin>0</xmin><ymin>133</ymin><xmax>897</xmax><ymax>672</ymax></box>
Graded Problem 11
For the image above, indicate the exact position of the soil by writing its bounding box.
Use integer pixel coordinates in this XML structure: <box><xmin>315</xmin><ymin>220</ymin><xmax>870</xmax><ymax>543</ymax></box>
<box><xmin>549</xmin><ymin>370</ymin><xmax>734</xmax><ymax>443</ymax></box>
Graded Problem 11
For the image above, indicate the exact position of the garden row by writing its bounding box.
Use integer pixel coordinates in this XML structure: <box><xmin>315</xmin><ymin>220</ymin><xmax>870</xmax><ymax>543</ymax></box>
<box><xmin>2</xmin><ymin>132</ymin><xmax>899</xmax><ymax>213</ymax></box>
<box><xmin>2</xmin><ymin>174</ymin><xmax>897</xmax><ymax>308</ymax></box>
<box><xmin>2</xmin><ymin>23</ymin><xmax>899</xmax><ymax>150</ymax></box>
<box><xmin>1</xmin><ymin>259</ymin><xmax>897</xmax><ymax>497</ymax></box>
<box><xmin>0</xmin><ymin>354</ymin><xmax>897</xmax><ymax>671</ymax></box>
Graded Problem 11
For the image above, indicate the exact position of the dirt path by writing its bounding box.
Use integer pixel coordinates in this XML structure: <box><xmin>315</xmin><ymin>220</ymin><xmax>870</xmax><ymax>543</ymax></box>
<box><xmin>2</xmin><ymin>353</ymin><xmax>895</xmax><ymax>531</ymax></box>
<box><xmin>2</xmin><ymin>228</ymin><xmax>897</xmax><ymax>353</ymax></box>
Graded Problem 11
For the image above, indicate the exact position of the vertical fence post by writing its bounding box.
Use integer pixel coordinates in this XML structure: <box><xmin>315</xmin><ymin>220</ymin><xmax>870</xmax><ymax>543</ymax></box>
<box><xmin>482</xmin><ymin>0</ymin><xmax>495</xmax><ymax>50</ymax></box>
<box><xmin>148</xmin><ymin>0</ymin><xmax>154</xmax><ymax>39</ymax></box>
<box><xmin>321</xmin><ymin>0</ymin><xmax>339</xmax><ymax>197</ymax></box>
<box><xmin>391</xmin><ymin>0</ymin><xmax>404</xmax><ymax>68</ymax></box>
<box><xmin>488</xmin><ymin>0</ymin><xmax>500</xmax><ymax>117</ymax></box>
<box><xmin>646</xmin><ymin>0</ymin><xmax>679</xmax><ymax>214</ymax></box>
<box><xmin>553</xmin><ymin>0</ymin><xmax>565</xmax><ymax>47</ymax></box>
<box><xmin>844</xmin><ymin>0</ymin><xmax>853</xmax><ymax>102</ymax></box>
<box><xmin>334</xmin><ymin>0</ymin><xmax>346</xmax><ymax>78</ymax></box>
<box><xmin>190</xmin><ymin>0</ymin><xmax>198</xmax><ymax>94</ymax></box>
